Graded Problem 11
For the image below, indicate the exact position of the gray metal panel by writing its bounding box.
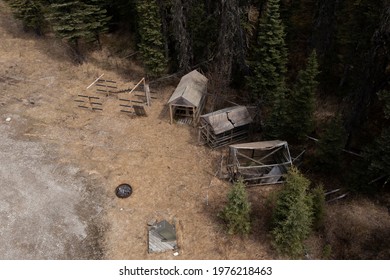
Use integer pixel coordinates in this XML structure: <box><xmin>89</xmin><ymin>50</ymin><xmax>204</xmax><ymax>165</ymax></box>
<box><xmin>260</xmin><ymin>166</ymin><xmax>283</xmax><ymax>184</ymax></box>
<box><xmin>167</xmin><ymin>70</ymin><xmax>208</xmax><ymax>107</ymax></box>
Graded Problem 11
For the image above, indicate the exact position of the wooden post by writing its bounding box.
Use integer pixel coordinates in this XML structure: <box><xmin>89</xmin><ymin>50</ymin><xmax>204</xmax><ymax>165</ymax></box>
<box><xmin>169</xmin><ymin>104</ymin><xmax>173</xmax><ymax>124</ymax></box>
<box><xmin>145</xmin><ymin>83</ymin><xmax>151</xmax><ymax>107</ymax></box>
<box><xmin>193</xmin><ymin>106</ymin><xmax>196</xmax><ymax>126</ymax></box>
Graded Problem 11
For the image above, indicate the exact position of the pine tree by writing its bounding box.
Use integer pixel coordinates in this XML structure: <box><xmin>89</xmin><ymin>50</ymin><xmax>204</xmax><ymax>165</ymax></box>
<box><xmin>347</xmin><ymin>91</ymin><xmax>390</xmax><ymax>194</ymax></box>
<box><xmin>187</xmin><ymin>0</ymin><xmax>218</xmax><ymax>66</ymax></box>
<box><xmin>311</xmin><ymin>184</ymin><xmax>326</xmax><ymax>231</ymax></box>
<box><xmin>246</xmin><ymin>0</ymin><xmax>288</xmax><ymax>104</ymax></box>
<box><xmin>271</xmin><ymin>167</ymin><xmax>313</xmax><ymax>259</ymax></box>
<box><xmin>46</xmin><ymin>0</ymin><xmax>110</xmax><ymax>60</ymax></box>
<box><xmin>5</xmin><ymin>0</ymin><xmax>46</xmax><ymax>35</ymax></box>
<box><xmin>286</xmin><ymin>50</ymin><xmax>320</xmax><ymax>141</ymax></box>
<box><xmin>263</xmin><ymin>84</ymin><xmax>288</xmax><ymax>140</ymax></box>
<box><xmin>246</xmin><ymin>0</ymin><xmax>289</xmax><ymax>140</ymax></box>
<box><xmin>314</xmin><ymin>115</ymin><xmax>347</xmax><ymax>172</ymax></box>
<box><xmin>135</xmin><ymin>0</ymin><xmax>167</xmax><ymax>77</ymax></box>
<box><xmin>365</xmin><ymin>90</ymin><xmax>390</xmax><ymax>180</ymax></box>
<box><xmin>218</xmin><ymin>179</ymin><xmax>251</xmax><ymax>235</ymax></box>
<box><xmin>171</xmin><ymin>0</ymin><xmax>192</xmax><ymax>72</ymax></box>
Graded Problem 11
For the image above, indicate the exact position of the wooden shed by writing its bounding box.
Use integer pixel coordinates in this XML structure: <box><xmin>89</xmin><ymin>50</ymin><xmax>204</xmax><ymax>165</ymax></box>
<box><xmin>199</xmin><ymin>105</ymin><xmax>253</xmax><ymax>148</ymax></box>
<box><xmin>167</xmin><ymin>70</ymin><xmax>207</xmax><ymax>125</ymax></box>
<box><xmin>226</xmin><ymin>140</ymin><xmax>292</xmax><ymax>186</ymax></box>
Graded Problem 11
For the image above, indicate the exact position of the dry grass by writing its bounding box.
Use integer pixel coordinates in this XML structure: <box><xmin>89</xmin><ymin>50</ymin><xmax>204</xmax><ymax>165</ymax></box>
<box><xmin>322</xmin><ymin>198</ymin><xmax>390</xmax><ymax>259</ymax></box>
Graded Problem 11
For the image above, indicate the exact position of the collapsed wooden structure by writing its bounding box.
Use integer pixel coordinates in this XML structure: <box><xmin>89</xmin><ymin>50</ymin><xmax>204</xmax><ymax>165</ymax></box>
<box><xmin>226</xmin><ymin>140</ymin><xmax>292</xmax><ymax>186</ymax></box>
<box><xmin>75</xmin><ymin>74</ymin><xmax>153</xmax><ymax>116</ymax></box>
<box><xmin>148</xmin><ymin>220</ymin><xmax>178</xmax><ymax>253</ymax></box>
<box><xmin>118</xmin><ymin>77</ymin><xmax>151</xmax><ymax>116</ymax></box>
<box><xmin>199</xmin><ymin>105</ymin><xmax>253</xmax><ymax>148</ymax></box>
<box><xmin>167</xmin><ymin>70</ymin><xmax>207</xmax><ymax>126</ymax></box>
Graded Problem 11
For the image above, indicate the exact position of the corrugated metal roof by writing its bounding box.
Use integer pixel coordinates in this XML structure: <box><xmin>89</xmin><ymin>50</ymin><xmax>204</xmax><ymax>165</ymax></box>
<box><xmin>229</xmin><ymin>140</ymin><xmax>287</xmax><ymax>150</ymax></box>
<box><xmin>201</xmin><ymin>106</ymin><xmax>252</xmax><ymax>134</ymax></box>
<box><xmin>167</xmin><ymin>70</ymin><xmax>208</xmax><ymax>107</ymax></box>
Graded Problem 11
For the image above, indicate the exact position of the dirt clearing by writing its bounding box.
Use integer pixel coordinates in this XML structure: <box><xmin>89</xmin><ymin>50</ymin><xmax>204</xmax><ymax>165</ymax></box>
<box><xmin>0</xmin><ymin>1</ymin><xmax>275</xmax><ymax>259</ymax></box>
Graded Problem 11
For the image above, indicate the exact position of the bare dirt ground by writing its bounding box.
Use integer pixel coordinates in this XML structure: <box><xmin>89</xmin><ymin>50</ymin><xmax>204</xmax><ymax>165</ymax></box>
<box><xmin>0</xmin><ymin>2</ymin><xmax>276</xmax><ymax>260</ymax></box>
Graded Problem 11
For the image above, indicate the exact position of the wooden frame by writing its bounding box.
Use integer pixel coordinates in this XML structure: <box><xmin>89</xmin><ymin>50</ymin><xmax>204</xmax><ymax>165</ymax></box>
<box><xmin>226</xmin><ymin>140</ymin><xmax>292</xmax><ymax>186</ymax></box>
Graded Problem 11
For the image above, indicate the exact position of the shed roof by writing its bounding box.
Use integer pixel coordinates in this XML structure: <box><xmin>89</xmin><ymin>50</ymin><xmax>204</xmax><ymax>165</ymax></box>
<box><xmin>201</xmin><ymin>106</ymin><xmax>253</xmax><ymax>134</ymax></box>
<box><xmin>229</xmin><ymin>140</ymin><xmax>287</xmax><ymax>150</ymax></box>
<box><xmin>167</xmin><ymin>70</ymin><xmax>208</xmax><ymax>107</ymax></box>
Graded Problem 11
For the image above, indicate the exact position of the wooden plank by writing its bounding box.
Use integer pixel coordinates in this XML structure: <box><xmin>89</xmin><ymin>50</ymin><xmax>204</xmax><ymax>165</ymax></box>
<box><xmin>98</xmin><ymin>79</ymin><xmax>117</xmax><ymax>83</ymax></box>
<box><xmin>246</xmin><ymin>181</ymin><xmax>284</xmax><ymax>187</ymax></box>
<box><xmin>176</xmin><ymin>117</ymin><xmax>192</xmax><ymax>125</ymax></box>
<box><xmin>307</xmin><ymin>135</ymin><xmax>363</xmax><ymax>158</ymax></box>
<box><xmin>327</xmin><ymin>193</ymin><xmax>349</xmax><ymax>203</ymax></box>
<box><xmin>238</xmin><ymin>162</ymin><xmax>291</xmax><ymax>170</ymax></box>
<box><xmin>78</xmin><ymin>105</ymin><xmax>89</xmax><ymax>109</ymax></box>
<box><xmin>148</xmin><ymin>230</ymin><xmax>176</xmax><ymax>253</ymax></box>
<box><xmin>292</xmin><ymin>150</ymin><xmax>306</xmax><ymax>163</ymax></box>
<box><xmin>96</xmin><ymin>89</ymin><xmax>117</xmax><ymax>93</ymax></box>
<box><xmin>145</xmin><ymin>83</ymin><xmax>151</xmax><ymax>106</ymax></box>
<box><xmin>90</xmin><ymin>102</ymin><xmax>103</xmax><ymax>105</ymax></box>
<box><xmin>120</xmin><ymin>110</ymin><xmax>133</xmax><ymax>113</ymax></box>
<box><xmin>119</xmin><ymin>104</ymin><xmax>133</xmax><ymax>108</ymax></box>
<box><xmin>257</xmin><ymin>146</ymin><xmax>284</xmax><ymax>162</ymax></box>
<box><xmin>126</xmin><ymin>78</ymin><xmax>145</xmax><ymax>96</ymax></box>
<box><xmin>91</xmin><ymin>107</ymin><xmax>103</xmax><ymax>111</ymax></box>
<box><xmin>119</xmin><ymin>98</ymin><xmax>131</xmax><ymax>102</ymax></box>
<box><xmin>74</xmin><ymin>100</ymin><xmax>85</xmax><ymax>103</ymax></box>
<box><xmin>86</xmin><ymin>74</ymin><xmax>104</xmax><ymax>89</ymax></box>
<box><xmin>77</xmin><ymin>95</ymin><xmax>100</xmax><ymax>99</ymax></box>
<box><xmin>95</xmin><ymin>84</ymin><xmax>117</xmax><ymax>89</ymax></box>
<box><xmin>236</xmin><ymin>151</ymin><xmax>265</xmax><ymax>166</ymax></box>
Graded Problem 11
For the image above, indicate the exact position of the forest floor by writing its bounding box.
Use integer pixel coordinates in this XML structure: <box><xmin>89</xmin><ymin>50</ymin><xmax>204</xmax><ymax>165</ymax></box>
<box><xmin>1</xmin><ymin>1</ymin><xmax>389</xmax><ymax>260</ymax></box>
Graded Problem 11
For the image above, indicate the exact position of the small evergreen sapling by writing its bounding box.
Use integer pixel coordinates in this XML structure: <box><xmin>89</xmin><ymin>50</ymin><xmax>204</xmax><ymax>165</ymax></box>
<box><xmin>218</xmin><ymin>179</ymin><xmax>251</xmax><ymax>235</ymax></box>
<box><xmin>271</xmin><ymin>167</ymin><xmax>313</xmax><ymax>258</ymax></box>
<box><xmin>311</xmin><ymin>184</ymin><xmax>326</xmax><ymax>231</ymax></box>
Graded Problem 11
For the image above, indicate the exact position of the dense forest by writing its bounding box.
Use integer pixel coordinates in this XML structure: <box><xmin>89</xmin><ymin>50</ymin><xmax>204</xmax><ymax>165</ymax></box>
<box><xmin>4</xmin><ymin>0</ymin><xmax>390</xmax><ymax>258</ymax></box>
